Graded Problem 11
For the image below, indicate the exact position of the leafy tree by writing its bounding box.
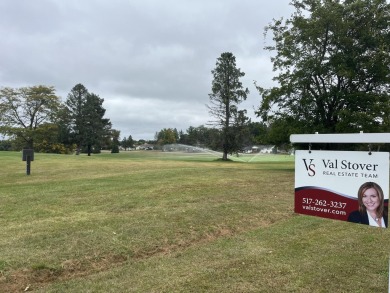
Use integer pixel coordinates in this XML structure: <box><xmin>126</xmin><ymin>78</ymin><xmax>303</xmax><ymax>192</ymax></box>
<box><xmin>34</xmin><ymin>123</ymin><xmax>61</xmax><ymax>152</ymax></box>
<box><xmin>0</xmin><ymin>139</ymin><xmax>12</xmax><ymax>151</ymax></box>
<box><xmin>208</xmin><ymin>52</ymin><xmax>249</xmax><ymax>160</ymax></box>
<box><xmin>0</xmin><ymin>85</ymin><xmax>61</xmax><ymax>148</ymax></box>
<box><xmin>264</xmin><ymin>117</ymin><xmax>302</xmax><ymax>148</ymax></box>
<box><xmin>177</xmin><ymin>125</ymin><xmax>222</xmax><ymax>150</ymax></box>
<box><xmin>156</xmin><ymin>128</ymin><xmax>177</xmax><ymax>145</ymax></box>
<box><xmin>247</xmin><ymin>122</ymin><xmax>268</xmax><ymax>145</ymax></box>
<box><xmin>257</xmin><ymin>0</ymin><xmax>390</xmax><ymax>141</ymax></box>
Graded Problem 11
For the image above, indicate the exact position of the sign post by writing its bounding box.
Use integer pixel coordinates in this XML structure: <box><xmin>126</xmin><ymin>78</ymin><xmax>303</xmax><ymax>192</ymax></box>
<box><xmin>22</xmin><ymin>149</ymin><xmax>34</xmax><ymax>175</ymax></box>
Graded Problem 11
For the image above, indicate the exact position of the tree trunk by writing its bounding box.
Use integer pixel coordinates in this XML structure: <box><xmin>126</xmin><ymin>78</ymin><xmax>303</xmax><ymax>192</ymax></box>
<box><xmin>222</xmin><ymin>150</ymin><xmax>228</xmax><ymax>160</ymax></box>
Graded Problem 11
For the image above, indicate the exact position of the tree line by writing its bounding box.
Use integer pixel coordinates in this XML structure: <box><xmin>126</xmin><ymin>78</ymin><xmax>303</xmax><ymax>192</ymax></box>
<box><xmin>153</xmin><ymin>122</ymin><xmax>271</xmax><ymax>152</ymax></box>
<box><xmin>0</xmin><ymin>82</ymin><xmax>267</xmax><ymax>154</ymax></box>
<box><xmin>0</xmin><ymin>84</ymin><xmax>116</xmax><ymax>155</ymax></box>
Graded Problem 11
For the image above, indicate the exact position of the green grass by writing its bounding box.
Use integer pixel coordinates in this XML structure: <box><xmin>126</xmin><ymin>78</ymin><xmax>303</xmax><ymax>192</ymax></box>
<box><xmin>0</xmin><ymin>150</ymin><xmax>389</xmax><ymax>292</ymax></box>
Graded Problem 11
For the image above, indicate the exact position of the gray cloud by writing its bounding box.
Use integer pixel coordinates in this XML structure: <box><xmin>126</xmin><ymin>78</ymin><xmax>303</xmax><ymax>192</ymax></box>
<box><xmin>0</xmin><ymin>0</ymin><xmax>293</xmax><ymax>139</ymax></box>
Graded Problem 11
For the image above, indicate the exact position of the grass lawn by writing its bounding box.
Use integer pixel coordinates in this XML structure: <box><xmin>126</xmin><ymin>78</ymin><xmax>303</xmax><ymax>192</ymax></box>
<box><xmin>0</xmin><ymin>150</ymin><xmax>389</xmax><ymax>292</ymax></box>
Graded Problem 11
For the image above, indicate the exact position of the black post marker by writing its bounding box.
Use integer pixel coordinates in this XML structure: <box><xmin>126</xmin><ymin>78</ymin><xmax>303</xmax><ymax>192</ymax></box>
<box><xmin>26</xmin><ymin>155</ymin><xmax>31</xmax><ymax>175</ymax></box>
<box><xmin>22</xmin><ymin>149</ymin><xmax>34</xmax><ymax>175</ymax></box>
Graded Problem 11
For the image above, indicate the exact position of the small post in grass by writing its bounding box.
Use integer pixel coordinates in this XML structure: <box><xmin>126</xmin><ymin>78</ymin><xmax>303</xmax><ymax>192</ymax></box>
<box><xmin>22</xmin><ymin>148</ymin><xmax>34</xmax><ymax>175</ymax></box>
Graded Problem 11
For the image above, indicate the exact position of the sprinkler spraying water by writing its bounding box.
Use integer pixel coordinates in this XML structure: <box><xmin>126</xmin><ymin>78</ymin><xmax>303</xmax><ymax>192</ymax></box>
<box><xmin>162</xmin><ymin>144</ymin><xmax>275</xmax><ymax>162</ymax></box>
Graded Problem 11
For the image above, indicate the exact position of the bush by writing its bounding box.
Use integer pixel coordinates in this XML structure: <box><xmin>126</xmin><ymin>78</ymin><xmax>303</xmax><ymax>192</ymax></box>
<box><xmin>34</xmin><ymin>141</ymin><xmax>77</xmax><ymax>154</ymax></box>
<box><xmin>0</xmin><ymin>140</ymin><xmax>12</xmax><ymax>151</ymax></box>
<box><xmin>111</xmin><ymin>145</ymin><xmax>120</xmax><ymax>153</ymax></box>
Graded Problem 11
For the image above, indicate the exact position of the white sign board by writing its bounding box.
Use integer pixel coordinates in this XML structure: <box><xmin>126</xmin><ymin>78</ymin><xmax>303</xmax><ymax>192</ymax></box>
<box><xmin>295</xmin><ymin>150</ymin><xmax>389</xmax><ymax>228</ymax></box>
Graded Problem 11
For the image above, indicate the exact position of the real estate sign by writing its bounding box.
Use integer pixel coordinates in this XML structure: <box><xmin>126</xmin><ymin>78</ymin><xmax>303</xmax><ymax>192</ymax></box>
<box><xmin>295</xmin><ymin>150</ymin><xmax>389</xmax><ymax>226</ymax></box>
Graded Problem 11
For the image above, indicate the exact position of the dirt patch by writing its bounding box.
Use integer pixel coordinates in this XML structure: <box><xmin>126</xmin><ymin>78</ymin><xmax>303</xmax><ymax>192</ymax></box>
<box><xmin>0</xmin><ymin>254</ymin><xmax>128</xmax><ymax>293</ymax></box>
<box><xmin>0</xmin><ymin>223</ymin><xmax>273</xmax><ymax>292</ymax></box>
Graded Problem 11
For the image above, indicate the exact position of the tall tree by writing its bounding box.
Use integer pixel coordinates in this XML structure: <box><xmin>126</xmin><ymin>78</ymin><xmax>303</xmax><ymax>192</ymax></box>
<box><xmin>208</xmin><ymin>52</ymin><xmax>249</xmax><ymax>160</ymax></box>
<box><xmin>82</xmin><ymin>93</ymin><xmax>111</xmax><ymax>155</ymax></box>
<box><xmin>66</xmin><ymin>84</ymin><xmax>89</xmax><ymax>154</ymax></box>
<box><xmin>65</xmin><ymin>84</ymin><xmax>111</xmax><ymax>155</ymax></box>
<box><xmin>0</xmin><ymin>85</ymin><xmax>61</xmax><ymax>148</ymax></box>
<box><xmin>257</xmin><ymin>0</ymin><xmax>390</xmax><ymax>140</ymax></box>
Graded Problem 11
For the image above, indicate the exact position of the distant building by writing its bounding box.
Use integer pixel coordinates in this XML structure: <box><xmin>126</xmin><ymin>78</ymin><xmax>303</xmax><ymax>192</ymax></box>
<box><xmin>242</xmin><ymin>145</ymin><xmax>275</xmax><ymax>154</ymax></box>
<box><xmin>136</xmin><ymin>143</ymin><xmax>154</xmax><ymax>150</ymax></box>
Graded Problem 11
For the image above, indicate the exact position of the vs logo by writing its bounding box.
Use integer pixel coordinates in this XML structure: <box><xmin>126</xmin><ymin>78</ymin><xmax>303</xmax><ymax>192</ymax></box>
<box><xmin>302</xmin><ymin>159</ymin><xmax>315</xmax><ymax>176</ymax></box>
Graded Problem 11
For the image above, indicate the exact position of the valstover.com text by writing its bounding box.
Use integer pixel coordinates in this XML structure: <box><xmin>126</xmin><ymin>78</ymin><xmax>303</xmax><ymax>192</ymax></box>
<box><xmin>303</xmin><ymin>205</ymin><xmax>347</xmax><ymax>216</ymax></box>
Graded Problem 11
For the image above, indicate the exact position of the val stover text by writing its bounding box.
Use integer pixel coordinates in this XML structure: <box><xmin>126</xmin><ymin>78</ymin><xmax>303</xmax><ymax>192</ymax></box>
<box><xmin>322</xmin><ymin>159</ymin><xmax>378</xmax><ymax>171</ymax></box>
<box><xmin>302</xmin><ymin>198</ymin><xmax>347</xmax><ymax>209</ymax></box>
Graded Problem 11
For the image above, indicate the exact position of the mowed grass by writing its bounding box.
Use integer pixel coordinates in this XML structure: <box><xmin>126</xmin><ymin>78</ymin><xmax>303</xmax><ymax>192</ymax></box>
<box><xmin>0</xmin><ymin>150</ymin><xmax>389</xmax><ymax>292</ymax></box>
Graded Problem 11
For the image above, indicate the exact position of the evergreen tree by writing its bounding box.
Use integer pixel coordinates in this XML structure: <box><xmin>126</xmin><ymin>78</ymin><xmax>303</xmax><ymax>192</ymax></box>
<box><xmin>111</xmin><ymin>129</ymin><xmax>120</xmax><ymax>153</ymax></box>
<box><xmin>66</xmin><ymin>84</ymin><xmax>88</xmax><ymax>154</ymax></box>
<box><xmin>65</xmin><ymin>84</ymin><xmax>111</xmax><ymax>155</ymax></box>
<box><xmin>208</xmin><ymin>52</ymin><xmax>249</xmax><ymax>160</ymax></box>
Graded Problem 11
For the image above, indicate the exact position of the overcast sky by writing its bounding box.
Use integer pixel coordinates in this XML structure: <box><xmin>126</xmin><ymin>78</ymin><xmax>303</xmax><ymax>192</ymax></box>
<box><xmin>0</xmin><ymin>0</ymin><xmax>294</xmax><ymax>140</ymax></box>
